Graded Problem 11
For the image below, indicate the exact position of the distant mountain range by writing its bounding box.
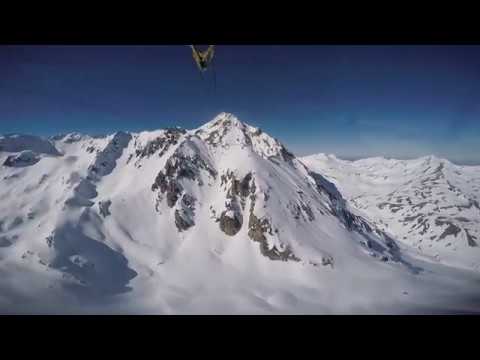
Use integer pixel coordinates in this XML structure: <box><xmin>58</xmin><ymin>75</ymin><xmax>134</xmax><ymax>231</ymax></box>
<box><xmin>302</xmin><ymin>153</ymin><xmax>480</xmax><ymax>271</ymax></box>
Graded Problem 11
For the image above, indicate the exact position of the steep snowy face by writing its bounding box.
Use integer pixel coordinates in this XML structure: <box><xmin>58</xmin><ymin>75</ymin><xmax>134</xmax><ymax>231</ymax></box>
<box><xmin>139</xmin><ymin>112</ymin><xmax>403</xmax><ymax>266</ymax></box>
<box><xmin>303</xmin><ymin>154</ymin><xmax>480</xmax><ymax>271</ymax></box>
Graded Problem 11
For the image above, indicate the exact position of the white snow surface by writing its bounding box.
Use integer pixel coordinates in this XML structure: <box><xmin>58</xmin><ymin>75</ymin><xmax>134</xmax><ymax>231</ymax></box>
<box><xmin>0</xmin><ymin>113</ymin><xmax>479</xmax><ymax>314</ymax></box>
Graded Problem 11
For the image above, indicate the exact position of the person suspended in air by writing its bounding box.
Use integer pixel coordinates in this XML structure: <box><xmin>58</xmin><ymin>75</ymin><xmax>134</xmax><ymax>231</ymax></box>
<box><xmin>190</xmin><ymin>45</ymin><xmax>215</xmax><ymax>72</ymax></box>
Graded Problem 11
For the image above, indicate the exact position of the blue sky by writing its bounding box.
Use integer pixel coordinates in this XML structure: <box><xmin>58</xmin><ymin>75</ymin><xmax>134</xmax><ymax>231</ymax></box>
<box><xmin>1</xmin><ymin>45</ymin><xmax>479</xmax><ymax>164</ymax></box>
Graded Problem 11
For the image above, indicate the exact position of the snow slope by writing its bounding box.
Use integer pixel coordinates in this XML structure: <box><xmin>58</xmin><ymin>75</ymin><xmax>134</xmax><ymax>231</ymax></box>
<box><xmin>0</xmin><ymin>114</ymin><xmax>479</xmax><ymax>314</ymax></box>
<box><xmin>302</xmin><ymin>154</ymin><xmax>480</xmax><ymax>272</ymax></box>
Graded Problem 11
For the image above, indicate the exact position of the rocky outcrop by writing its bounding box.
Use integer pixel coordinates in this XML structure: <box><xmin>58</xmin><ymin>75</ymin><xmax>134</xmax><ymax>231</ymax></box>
<box><xmin>245</xmin><ymin>178</ymin><xmax>300</xmax><ymax>262</ymax></box>
<box><xmin>287</xmin><ymin>200</ymin><xmax>316</xmax><ymax>222</ymax></box>
<box><xmin>152</xmin><ymin>144</ymin><xmax>215</xmax><ymax>210</ymax></box>
<box><xmin>99</xmin><ymin>200</ymin><xmax>112</xmax><ymax>218</ymax></box>
<box><xmin>279</xmin><ymin>146</ymin><xmax>295</xmax><ymax>162</ymax></box>
<box><xmin>248</xmin><ymin>212</ymin><xmax>299</xmax><ymax>262</ymax></box>
<box><xmin>216</xmin><ymin>171</ymin><xmax>256</xmax><ymax>236</ymax></box>
<box><xmin>3</xmin><ymin>150</ymin><xmax>40</xmax><ymax>167</ymax></box>
<box><xmin>135</xmin><ymin>128</ymin><xmax>186</xmax><ymax>161</ymax></box>
<box><xmin>465</xmin><ymin>230</ymin><xmax>478</xmax><ymax>247</ymax></box>
<box><xmin>88</xmin><ymin>132</ymin><xmax>132</xmax><ymax>181</ymax></box>
<box><xmin>174</xmin><ymin>194</ymin><xmax>196</xmax><ymax>232</ymax></box>
<box><xmin>152</xmin><ymin>170</ymin><xmax>183</xmax><ymax>209</ymax></box>
<box><xmin>219</xmin><ymin>210</ymin><xmax>242</xmax><ymax>236</ymax></box>
<box><xmin>151</xmin><ymin>139</ymin><xmax>215</xmax><ymax>233</ymax></box>
<box><xmin>218</xmin><ymin>169</ymin><xmax>301</xmax><ymax>261</ymax></box>
<box><xmin>436</xmin><ymin>219</ymin><xmax>462</xmax><ymax>240</ymax></box>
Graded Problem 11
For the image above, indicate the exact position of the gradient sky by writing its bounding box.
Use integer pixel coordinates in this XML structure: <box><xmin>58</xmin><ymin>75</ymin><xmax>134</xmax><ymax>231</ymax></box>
<box><xmin>1</xmin><ymin>45</ymin><xmax>479</xmax><ymax>164</ymax></box>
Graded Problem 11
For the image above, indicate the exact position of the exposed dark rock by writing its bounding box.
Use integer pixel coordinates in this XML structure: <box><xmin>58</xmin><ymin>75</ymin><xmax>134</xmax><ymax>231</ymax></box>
<box><xmin>308</xmin><ymin>170</ymin><xmax>344</xmax><ymax>206</ymax></box>
<box><xmin>238</xmin><ymin>173</ymin><xmax>253</xmax><ymax>198</ymax></box>
<box><xmin>151</xmin><ymin>171</ymin><xmax>168</xmax><ymax>193</ymax></box>
<box><xmin>219</xmin><ymin>211</ymin><xmax>242</xmax><ymax>236</ymax></box>
<box><xmin>309</xmin><ymin>170</ymin><xmax>380</xmax><ymax>235</ymax></box>
<box><xmin>378</xmin><ymin>202</ymin><xmax>404</xmax><ymax>212</ymax></box>
<box><xmin>279</xmin><ymin>146</ymin><xmax>295</xmax><ymax>163</ymax></box>
<box><xmin>301</xmin><ymin>202</ymin><xmax>315</xmax><ymax>222</ymax></box>
<box><xmin>168</xmin><ymin>146</ymin><xmax>216</xmax><ymax>182</ymax></box>
<box><xmin>88</xmin><ymin>132</ymin><xmax>132</xmax><ymax>181</ymax></box>
<box><xmin>418</xmin><ymin>218</ymin><xmax>430</xmax><ymax>235</ymax></box>
<box><xmin>403</xmin><ymin>214</ymin><xmax>422</xmax><ymax>223</ymax></box>
<box><xmin>175</xmin><ymin>210</ymin><xmax>193</xmax><ymax>231</ymax></box>
<box><xmin>166</xmin><ymin>182</ymin><xmax>183</xmax><ymax>208</ymax></box>
<box><xmin>0</xmin><ymin>236</ymin><xmax>12</xmax><ymax>247</ymax></box>
<box><xmin>152</xmin><ymin>140</ymin><xmax>216</xmax><ymax>213</ymax></box>
<box><xmin>321</xmin><ymin>256</ymin><xmax>335</xmax><ymax>267</ymax></box>
<box><xmin>46</xmin><ymin>235</ymin><xmax>54</xmax><ymax>248</ymax></box>
<box><xmin>252</xmin><ymin>128</ymin><xmax>262</xmax><ymax>136</ymax></box>
<box><xmin>465</xmin><ymin>230</ymin><xmax>478</xmax><ymax>247</ymax></box>
<box><xmin>289</xmin><ymin>202</ymin><xmax>315</xmax><ymax>222</ymax></box>
<box><xmin>439</xmin><ymin>224</ymin><xmax>461</xmax><ymax>240</ymax></box>
<box><xmin>472</xmin><ymin>200</ymin><xmax>480</xmax><ymax>210</ymax></box>
<box><xmin>99</xmin><ymin>200</ymin><xmax>112</xmax><ymax>218</ymax></box>
<box><xmin>436</xmin><ymin>218</ymin><xmax>462</xmax><ymax>240</ymax></box>
<box><xmin>219</xmin><ymin>167</ymin><xmax>300</xmax><ymax>260</ymax></box>
<box><xmin>136</xmin><ymin>128</ymin><xmax>185</xmax><ymax>161</ymax></box>
<box><xmin>412</xmin><ymin>202</ymin><xmax>429</xmax><ymax>210</ymax></box>
<box><xmin>3</xmin><ymin>151</ymin><xmax>40</xmax><ymax>168</ymax></box>
<box><xmin>407</xmin><ymin>215</ymin><xmax>430</xmax><ymax>235</ymax></box>
<box><xmin>248</xmin><ymin>212</ymin><xmax>299</xmax><ymax>262</ymax></box>
<box><xmin>200</xmin><ymin>116</ymin><xmax>245</xmax><ymax>148</ymax></box>
<box><xmin>181</xmin><ymin>193</ymin><xmax>196</xmax><ymax>209</ymax></box>
<box><xmin>217</xmin><ymin>172</ymin><xmax>257</xmax><ymax>236</ymax></box>
<box><xmin>174</xmin><ymin>194</ymin><xmax>196</xmax><ymax>232</ymax></box>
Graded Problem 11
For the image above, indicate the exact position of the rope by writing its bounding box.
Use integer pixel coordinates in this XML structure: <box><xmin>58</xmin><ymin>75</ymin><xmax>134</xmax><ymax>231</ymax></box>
<box><xmin>212</xmin><ymin>55</ymin><xmax>217</xmax><ymax>94</ymax></box>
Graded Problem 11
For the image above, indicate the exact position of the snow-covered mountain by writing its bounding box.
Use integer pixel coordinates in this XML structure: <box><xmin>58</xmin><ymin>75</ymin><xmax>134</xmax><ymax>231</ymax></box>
<box><xmin>302</xmin><ymin>154</ymin><xmax>480</xmax><ymax>272</ymax></box>
<box><xmin>1</xmin><ymin>114</ymin><xmax>479</xmax><ymax>314</ymax></box>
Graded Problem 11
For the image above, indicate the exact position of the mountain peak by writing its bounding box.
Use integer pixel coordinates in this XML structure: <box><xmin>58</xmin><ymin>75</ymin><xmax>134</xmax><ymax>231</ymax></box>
<box><xmin>419</xmin><ymin>154</ymin><xmax>449</xmax><ymax>166</ymax></box>
<box><xmin>195</xmin><ymin>113</ymin><xmax>295</xmax><ymax>162</ymax></box>
<box><xmin>199</xmin><ymin>112</ymin><xmax>250</xmax><ymax>133</ymax></box>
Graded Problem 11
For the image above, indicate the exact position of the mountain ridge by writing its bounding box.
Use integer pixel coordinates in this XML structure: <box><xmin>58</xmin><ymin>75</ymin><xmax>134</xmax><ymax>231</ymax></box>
<box><xmin>0</xmin><ymin>113</ymin><xmax>479</xmax><ymax>314</ymax></box>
